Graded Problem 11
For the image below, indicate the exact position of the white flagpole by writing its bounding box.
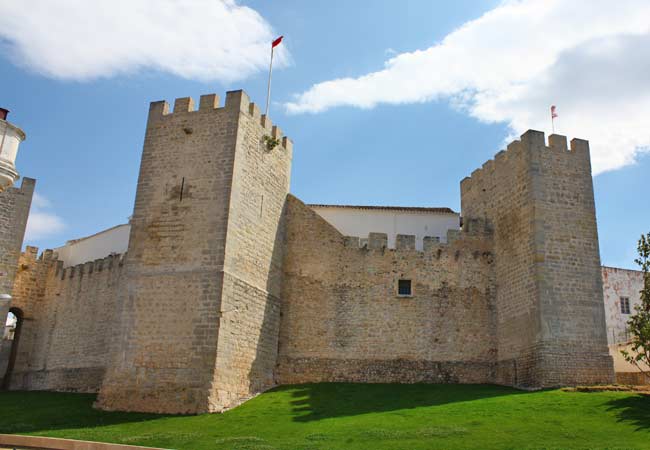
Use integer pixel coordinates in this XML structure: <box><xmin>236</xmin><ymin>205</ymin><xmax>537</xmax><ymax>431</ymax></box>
<box><xmin>265</xmin><ymin>45</ymin><xmax>274</xmax><ymax>117</ymax></box>
<box><xmin>550</xmin><ymin>106</ymin><xmax>556</xmax><ymax>134</ymax></box>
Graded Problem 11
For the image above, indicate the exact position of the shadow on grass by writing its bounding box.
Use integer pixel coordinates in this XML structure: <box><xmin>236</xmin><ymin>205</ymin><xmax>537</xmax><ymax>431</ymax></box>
<box><xmin>275</xmin><ymin>382</ymin><xmax>527</xmax><ymax>422</ymax></box>
<box><xmin>0</xmin><ymin>390</ymin><xmax>171</xmax><ymax>435</ymax></box>
<box><xmin>606</xmin><ymin>394</ymin><xmax>650</xmax><ymax>430</ymax></box>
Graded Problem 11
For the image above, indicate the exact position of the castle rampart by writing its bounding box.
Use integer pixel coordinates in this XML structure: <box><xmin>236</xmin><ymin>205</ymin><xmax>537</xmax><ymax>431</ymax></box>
<box><xmin>8</xmin><ymin>248</ymin><xmax>124</xmax><ymax>392</ymax></box>
<box><xmin>277</xmin><ymin>195</ymin><xmax>497</xmax><ymax>384</ymax></box>
<box><xmin>2</xmin><ymin>91</ymin><xmax>616</xmax><ymax>414</ymax></box>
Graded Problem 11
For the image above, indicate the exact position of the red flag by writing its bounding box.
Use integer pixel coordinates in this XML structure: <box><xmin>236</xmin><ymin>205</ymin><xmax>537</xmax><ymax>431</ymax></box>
<box><xmin>551</xmin><ymin>105</ymin><xmax>558</xmax><ymax>118</ymax></box>
<box><xmin>272</xmin><ymin>36</ymin><xmax>283</xmax><ymax>48</ymax></box>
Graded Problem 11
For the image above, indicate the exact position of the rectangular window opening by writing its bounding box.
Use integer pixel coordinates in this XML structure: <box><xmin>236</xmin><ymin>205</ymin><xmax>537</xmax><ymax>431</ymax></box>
<box><xmin>398</xmin><ymin>279</ymin><xmax>412</xmax><ymax>297</ymax></box>
<box><xmin>621</xmin><ymin>297</ymin><xmax>631</xmax><ymax>315</ymax></box>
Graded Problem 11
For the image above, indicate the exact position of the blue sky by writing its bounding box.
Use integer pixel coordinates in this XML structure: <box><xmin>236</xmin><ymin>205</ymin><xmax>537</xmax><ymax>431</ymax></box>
<box><xmin>1</xmin><ymin>0</ymin><xmax>648</xmax><ymax>269</ymax></box>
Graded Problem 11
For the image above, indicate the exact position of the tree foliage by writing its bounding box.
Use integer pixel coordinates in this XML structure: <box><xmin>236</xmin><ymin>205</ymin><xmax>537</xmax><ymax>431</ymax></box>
<box><xmin>621</xmin><ymin>232</ymin><xmax>650</xmax><ymax>373</ymax></box>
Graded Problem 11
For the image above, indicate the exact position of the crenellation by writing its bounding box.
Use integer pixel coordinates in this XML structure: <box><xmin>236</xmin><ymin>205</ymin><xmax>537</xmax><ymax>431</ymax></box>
<box><xmin>482</xmin><ymin>159</ymin><xmax>495</xmax><ymax>172</ymax></box>
<box><xmin>423</xmin><ymin>236</ymin><xmax>441</xmax><ymax>252</ymax></box>
<box><xmin>173</xmin><ymin>97</ymin><xmax>195</xmax><ymax>113</ymax></box>
<box><xmin>199</xmin><ymin>93</ymin><xmax>220</xmax><ymax>111</ymax></box>
<box><xmin>520</xmin><ymin>129</ymin><xmax>545</xmax><ymax>149</ymax></box>
<box><xmin>282</xmin><ymin>136</ymin><xmax>293</xmax><ymax>152</ymax></box>
<box><xmin>54</xmin><ymin>260</ymin><xmax>63</xmax><ymax>275</ymax></box>
<box><xmin>248</xmin><ymin>102</ymin><xmax>261</xmax><ymax>121</ymax></box>
<box><xmin>147</xmin><ymin>100</ymin><xmax>170</xmax><ymax>122</ymax></box>
<box><xmin>261</xmin><ymin>114</ymin><xmax>273</xmax><ymax>130</ymax></box>
<box><xmin>343</xmin><ymin>236</ymin><xmax>360</xmax><ymax>248</ymax></box>
<box><xmin>570</xmin><ymin>137</ymin><xmax>590</xmax><ymax>155</ymax></box>
<box><xmin>3</xmin><ymin>87</ymin><xmax>615</xmax><ymax>412</ymax></box>
<box><xmin>548</xmin><ymin>134</ymin><xmax>568</xmax><ymax>151</ymax></box>
<box><xmin>224</xmin><ymin>89</ymin><xmax>250</xmax><ymax>112</ymax></box>
<box><xmin>367</xmin><ymin>232</ymin><xmax>388</xmax><ymax>250</ymax></box>
<box><xmin>395</xmin><ymin>234</ymin><xmax>416</xmax><ymax>250</ymax></box>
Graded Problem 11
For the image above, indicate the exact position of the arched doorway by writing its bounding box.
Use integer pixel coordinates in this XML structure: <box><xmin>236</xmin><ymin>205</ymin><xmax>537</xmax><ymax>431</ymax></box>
<box><xmin>1</xmin><ymin>307</ymin><xmax>23</xmax><ymax>389</ymax></box>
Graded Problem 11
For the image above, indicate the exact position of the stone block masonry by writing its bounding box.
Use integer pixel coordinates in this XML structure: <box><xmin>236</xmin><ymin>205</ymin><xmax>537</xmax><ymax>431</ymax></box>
<box><xmin>3</xmin><ymin>89</ymin><xmax>616</xmax><ymax>414</ymax></box>
<box><xmin>461</xmin><ymin>131</ymin><xmax>614</xmax><ymax>387</ymax></box>
<box><xmin>0</xmin><ymin>177</ymin><xmax>34</xmax><ymax>326</ymax></box>
<box><xmin>277</xmin><ymin>195</ymin><xmax>497</xmax><ymax>385</ymax></box>
<box><xmin>8</xmin><ymin>249</ymin><xmax>124</xmax><ymax>392</ymax></box>
<box><xmin>95</xmin><ymin>90</ymin><xmax>292</xmax><ymax>414</ymax></box>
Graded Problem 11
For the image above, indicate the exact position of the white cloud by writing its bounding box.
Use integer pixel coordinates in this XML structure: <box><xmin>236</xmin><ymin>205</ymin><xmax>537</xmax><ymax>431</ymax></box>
<box><xmin>286</xmin><ymin>0</ymin><xmax>650</xmax><ymax>174</ymax></box>
<box><xmin>0</xmin><ymin>0</ymin><xmax>288</xmax><ymax>82</ymax></box>
<box><xmin>25</xmin><ymin>192</ymin><xmax>65</xmax><ymax>241</ymax></box>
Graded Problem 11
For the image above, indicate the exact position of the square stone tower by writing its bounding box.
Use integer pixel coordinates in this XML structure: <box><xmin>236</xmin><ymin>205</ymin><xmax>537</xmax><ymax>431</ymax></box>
<box><xmin>96</xmin><ymin>91</ymin><xmax>293</xmax><ymax>413</ymax></box>
<box><xmin>0</xmin><ymin>177</ymin><xmax>34</xmax><ymax>324</ymax></box>
<box><xmin>461</xmin><ymin>130</ymin><xmax>614</xmax><ymax>387</ymax></box>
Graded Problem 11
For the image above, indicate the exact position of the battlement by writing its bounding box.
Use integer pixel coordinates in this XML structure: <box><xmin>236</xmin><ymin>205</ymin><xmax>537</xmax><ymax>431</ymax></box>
<box><xmin>147</xmin><ymin>90</ymin><xmax>293</xmax><ymax>152</ymax></box>
<box><xmin>57</xmin><ymin>252</ymin><xmax>125</xmax><ymax>280</ymax></box>
<box><xmin>342</xmin><ymin>228</ymin><xmax>492</xmax><ymax>261</ymax></box>
<box><xmin>460</xmin><ymin>130</ymin><xmax>590</xmax><ymax>193</ymax></box>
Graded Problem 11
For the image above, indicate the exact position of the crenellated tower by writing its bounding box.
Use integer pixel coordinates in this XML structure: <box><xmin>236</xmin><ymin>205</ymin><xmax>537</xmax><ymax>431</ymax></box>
<box><xmin>96</xmin><ymin>90</ymin><xmax>293</xmax><ymax>413</ymax></box>
<box><xmin>461</xmin><ymin>130</ymin><xmax>614</xmax><ymax>387</ymax></box>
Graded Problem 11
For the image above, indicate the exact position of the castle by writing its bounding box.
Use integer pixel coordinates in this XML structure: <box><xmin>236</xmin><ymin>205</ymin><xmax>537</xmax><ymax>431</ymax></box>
<box><xmin>0</xmin><ymin>90</ymin><xmax>625</xmax><ymax>414</ymax></box>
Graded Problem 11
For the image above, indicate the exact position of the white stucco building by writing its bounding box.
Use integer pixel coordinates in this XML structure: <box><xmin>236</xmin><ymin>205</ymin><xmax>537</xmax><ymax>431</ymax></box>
<box><xmin>602</xmin><ymin>266</ymin><xmax>644</xmax><ymax>345</ymax></box>
<box><xmin>309</xmin><ymin>204</ymin><xmax>460</xmax><ymax>251</ymax></box>
<box><xmin>53</xmin><ymin>223</ymin><xmax>130</xmax><ymax>267</ymax></box>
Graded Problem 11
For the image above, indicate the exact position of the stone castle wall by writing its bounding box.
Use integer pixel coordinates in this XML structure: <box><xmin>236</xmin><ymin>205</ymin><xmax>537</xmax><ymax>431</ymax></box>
<box><xmin>277</xmin><ymin>195</ymin><xmax>497</xmax><ymax>384</ymax></box>
<box><xmin>461</xmin><ymin>131</ymin><xmax>613</xmax><ymax>387</ymax></box>
<box><xmin>209</xmin><ymin>91</ymin><xmax>292</xmax><ymax>410</ymax></box>
<box><xmin>3</xmin><ymin>89</ymin><xmax>617</xmax><ymax>413</ymax></box>
<box><xmin>96</xmin><ymin>93</ymin><xmax>244</xmax><ymax>414</ymax></box>
<box><xmin>8</xmin><ymin>248</ymin><xmax>124</xmax><ymax>392</ymax></box>
<box><xmin>96</xmin><ymin>91</ymin><xmax>293</xmax><ymax>414</ymax></box>
<box><xmin>0</xmin><ymin>178</ymin><xmax>34</xmax><ymax>324</ymax></box>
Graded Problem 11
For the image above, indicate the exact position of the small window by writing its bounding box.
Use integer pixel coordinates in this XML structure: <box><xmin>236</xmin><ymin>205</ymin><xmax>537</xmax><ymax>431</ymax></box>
<box><xmin>621</xmin><ymin>297</ymin><xmax>631</xmax><ymax>315</ymax></box>
<box><xmin>398</xmin><ymin>279</ymin><xmax>412</xmax><ymax>296</ymax></box>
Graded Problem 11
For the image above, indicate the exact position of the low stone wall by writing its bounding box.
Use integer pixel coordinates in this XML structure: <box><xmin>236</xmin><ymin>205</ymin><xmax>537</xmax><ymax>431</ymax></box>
<box><xmin>616</xmin><ymin>372</ymin><xmax>650</xmax><ymax>385</ymax></box>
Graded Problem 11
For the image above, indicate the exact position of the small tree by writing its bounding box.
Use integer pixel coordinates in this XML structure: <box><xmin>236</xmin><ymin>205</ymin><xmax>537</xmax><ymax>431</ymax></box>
<box><xmin>621</xmin><ymin>232</ymin><xmax>650</xmax><ymax>373</ymax></box>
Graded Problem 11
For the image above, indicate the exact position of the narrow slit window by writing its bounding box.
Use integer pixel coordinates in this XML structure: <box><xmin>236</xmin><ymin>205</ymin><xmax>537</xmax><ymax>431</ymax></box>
<box><xmin>621</xmin><ymin>297</ymin><xmax>630</xmax><ymax>315</ymax></box>
<box><xmin>398</xmin><ymin>279</ymin><xmax>412</xmax><ymax>296</ymax></box>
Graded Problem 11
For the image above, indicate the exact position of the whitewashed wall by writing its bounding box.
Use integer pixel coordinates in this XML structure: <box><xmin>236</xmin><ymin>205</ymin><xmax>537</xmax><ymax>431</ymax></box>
<box><xmin>310</xmin><ymin>206</ymin><xmax>460</xmax><ymax>251</ymax></box>
<box><xmin>53</xmin><ymin>223</ymin><xmax>130</xmax><ymax>267</ymax></box>
<box><xmin>602</xmin><ymin>266</ymin><xmax>644</xmax><ymax>345</ymax></box>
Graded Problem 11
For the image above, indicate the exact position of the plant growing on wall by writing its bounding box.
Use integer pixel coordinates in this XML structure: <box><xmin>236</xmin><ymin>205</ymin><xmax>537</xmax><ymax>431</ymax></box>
<box><xmin>621</xmin><ymin>232</ymin><xmax>650</xmax><ymax>374</ymax></box>
<box><xmin>262</xmin><ymin>135</ymin><xmax>280</xmax><ymax>151</ymax></box>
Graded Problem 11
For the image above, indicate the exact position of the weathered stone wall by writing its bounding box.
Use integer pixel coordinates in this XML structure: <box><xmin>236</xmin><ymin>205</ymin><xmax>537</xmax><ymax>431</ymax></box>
<box><xmin>210</xmin><ymin>92</ymin><xmax>292</xmax><ymax>410</ymax></box>
<box><xmin>0</xmin><ymin>178</ymin><xmax>34</xmax><ymax>324</ymax></box>
<box><xmin>461</xmin><ymin>130</ymin><xmax>614</xmax><ymax>387</ymax></box>
<box><xmin>97</xmin><ymin>91</ymin><xmax>292</xmax><ymax>414</ymax></box>
<box><xmin>277</xmin><ymin>195</ymin><xmax>496</xmax><ymax>384</ymax></box>
<box><xmin>7</xmin><ymin>248</ymin><xmax>124</xmax><ymax>392</ymax></box>
<box><xmin>96</xmin><ymin>93</ymin><xmax>239</xmax><ymax>414</ymax></box>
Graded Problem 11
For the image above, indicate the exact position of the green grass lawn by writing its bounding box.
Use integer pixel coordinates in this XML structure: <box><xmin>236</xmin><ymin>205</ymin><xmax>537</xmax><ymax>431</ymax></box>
<box><xmin>1</xmin><ymin>384</ymin><xmax>650</xmax><ymax>449</ymax></box>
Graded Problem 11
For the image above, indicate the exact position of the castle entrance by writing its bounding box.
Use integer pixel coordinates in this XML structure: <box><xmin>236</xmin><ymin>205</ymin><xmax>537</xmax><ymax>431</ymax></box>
<box><xmin>1</xmin><ymin>308</ymin><xmax>22</xmax><ymax>389</ymax></box>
